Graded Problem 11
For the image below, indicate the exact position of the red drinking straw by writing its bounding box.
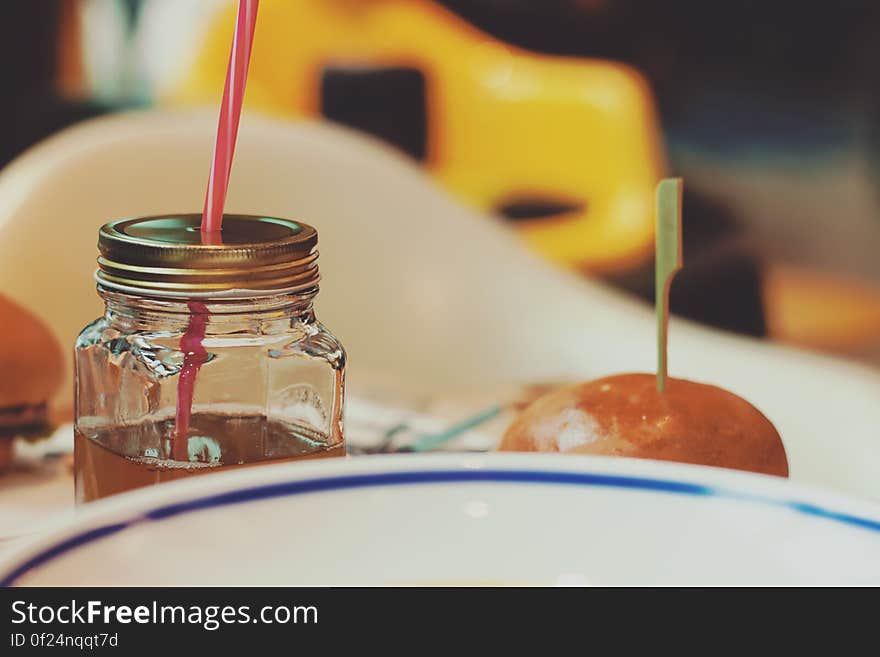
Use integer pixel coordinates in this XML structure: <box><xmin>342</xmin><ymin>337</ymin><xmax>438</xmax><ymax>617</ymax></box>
<box><xmin>172</xmin><ymin>301</ymin><xmax>210</xmax><ymax>461</ymax></box>
<box><xmin>173</xmin><ymin>0</ymin><xmax>260</xmax><ymax>453</ymax></box>
<box><xmin>201</xmin><ymin>0</ymin><xmax>260</xmax><ymax>233</ymax></box>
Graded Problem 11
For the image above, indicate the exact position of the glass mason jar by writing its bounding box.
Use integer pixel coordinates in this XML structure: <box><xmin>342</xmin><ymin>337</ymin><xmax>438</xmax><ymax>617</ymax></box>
<box><xmin>74</xmin><ymin>214</ymin><xmax>346</xmax><ymax>503</ymax></box>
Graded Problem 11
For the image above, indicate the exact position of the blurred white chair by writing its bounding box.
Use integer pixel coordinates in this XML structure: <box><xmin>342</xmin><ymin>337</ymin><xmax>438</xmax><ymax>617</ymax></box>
<box><xmin>0</xmin><ymin>111</ymin><xmax>878</xmax><ymax>498</ymax></box>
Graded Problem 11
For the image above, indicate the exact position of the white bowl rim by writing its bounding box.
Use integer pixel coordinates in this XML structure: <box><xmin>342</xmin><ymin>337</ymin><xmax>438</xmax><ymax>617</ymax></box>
<box><xmin>3</xmin><ymin>452</ymin><xmax>880</xmax><ymax>586</ymax></box>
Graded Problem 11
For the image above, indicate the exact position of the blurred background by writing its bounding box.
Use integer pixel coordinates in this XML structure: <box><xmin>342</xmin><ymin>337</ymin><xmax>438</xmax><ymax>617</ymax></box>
<box><xmin>3</xmin><ymin>0</ymin><xmax>880</xmax><ymax>363</ymax></box>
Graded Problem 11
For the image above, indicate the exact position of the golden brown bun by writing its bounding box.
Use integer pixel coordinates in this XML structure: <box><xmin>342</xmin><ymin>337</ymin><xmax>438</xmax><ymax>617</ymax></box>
<box><xmin>0</xmin><ymin>295</ymin><xmax>64</xmax><ymax>408</ymax></box>
<box><xmin>499</xmin><ymin>373</ymin><xmax>788</xmax><ymax>477</ymax></box>
<box><xmin>0</xmin><ymin>438</ymin><xmax>12</xmax><ymax>471</ymax></box>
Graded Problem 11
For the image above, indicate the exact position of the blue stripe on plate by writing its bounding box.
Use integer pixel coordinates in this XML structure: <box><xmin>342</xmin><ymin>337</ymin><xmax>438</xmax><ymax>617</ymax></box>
<box><xmin>1</xmin><ymin>468</ymin><xmax>877</xmax><ymax>586</ymax></box>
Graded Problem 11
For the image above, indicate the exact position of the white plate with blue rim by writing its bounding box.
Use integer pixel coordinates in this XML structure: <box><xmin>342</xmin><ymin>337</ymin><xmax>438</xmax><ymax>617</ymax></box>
<box><xmin>2</xmin><ymin>453</ymin><xmax>879</xmax><ymax>586</ymax></box>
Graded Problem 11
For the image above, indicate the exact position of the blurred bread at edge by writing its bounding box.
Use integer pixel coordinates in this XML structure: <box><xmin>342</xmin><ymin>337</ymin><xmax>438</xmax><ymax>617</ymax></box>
<box><xmin>0</xmin><ymin>294</ymin><xmax>65</xmax><ymax>470</ymax></box>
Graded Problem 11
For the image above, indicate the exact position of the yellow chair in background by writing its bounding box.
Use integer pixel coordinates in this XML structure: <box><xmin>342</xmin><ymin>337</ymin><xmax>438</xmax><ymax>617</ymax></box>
<box><xmin>165</xmin><ymin>0</ymin><xmax>665</xmax><ymax>273</ymax></box>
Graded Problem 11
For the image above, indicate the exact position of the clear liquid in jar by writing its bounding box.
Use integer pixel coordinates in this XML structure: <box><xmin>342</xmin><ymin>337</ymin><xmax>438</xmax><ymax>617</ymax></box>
<box><xmin>74</xmin><ymin>413</ymin><xmax>344</xmax><ymax>503</ymax></box>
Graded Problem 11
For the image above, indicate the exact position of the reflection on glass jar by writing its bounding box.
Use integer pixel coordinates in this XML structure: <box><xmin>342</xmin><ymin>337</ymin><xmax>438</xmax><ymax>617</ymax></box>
<box><xmin>74</xmin><ymin>215</ymin><xmax>346</xmax><ymax>503</ymax></box>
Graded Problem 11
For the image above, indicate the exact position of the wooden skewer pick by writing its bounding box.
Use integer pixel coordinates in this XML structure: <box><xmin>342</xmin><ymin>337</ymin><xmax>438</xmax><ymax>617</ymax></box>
<box><xmin>655</xmin><ymin>178</ymin><xmax>683</xmax><ymax>393</ymax></box>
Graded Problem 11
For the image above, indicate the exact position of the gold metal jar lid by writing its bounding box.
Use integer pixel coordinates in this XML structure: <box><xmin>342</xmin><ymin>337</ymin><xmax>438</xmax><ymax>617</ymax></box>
<box><xmin>96</xmin><ymin>214</ymin><xmax>320</xmax><ymax>297</ymax></box>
